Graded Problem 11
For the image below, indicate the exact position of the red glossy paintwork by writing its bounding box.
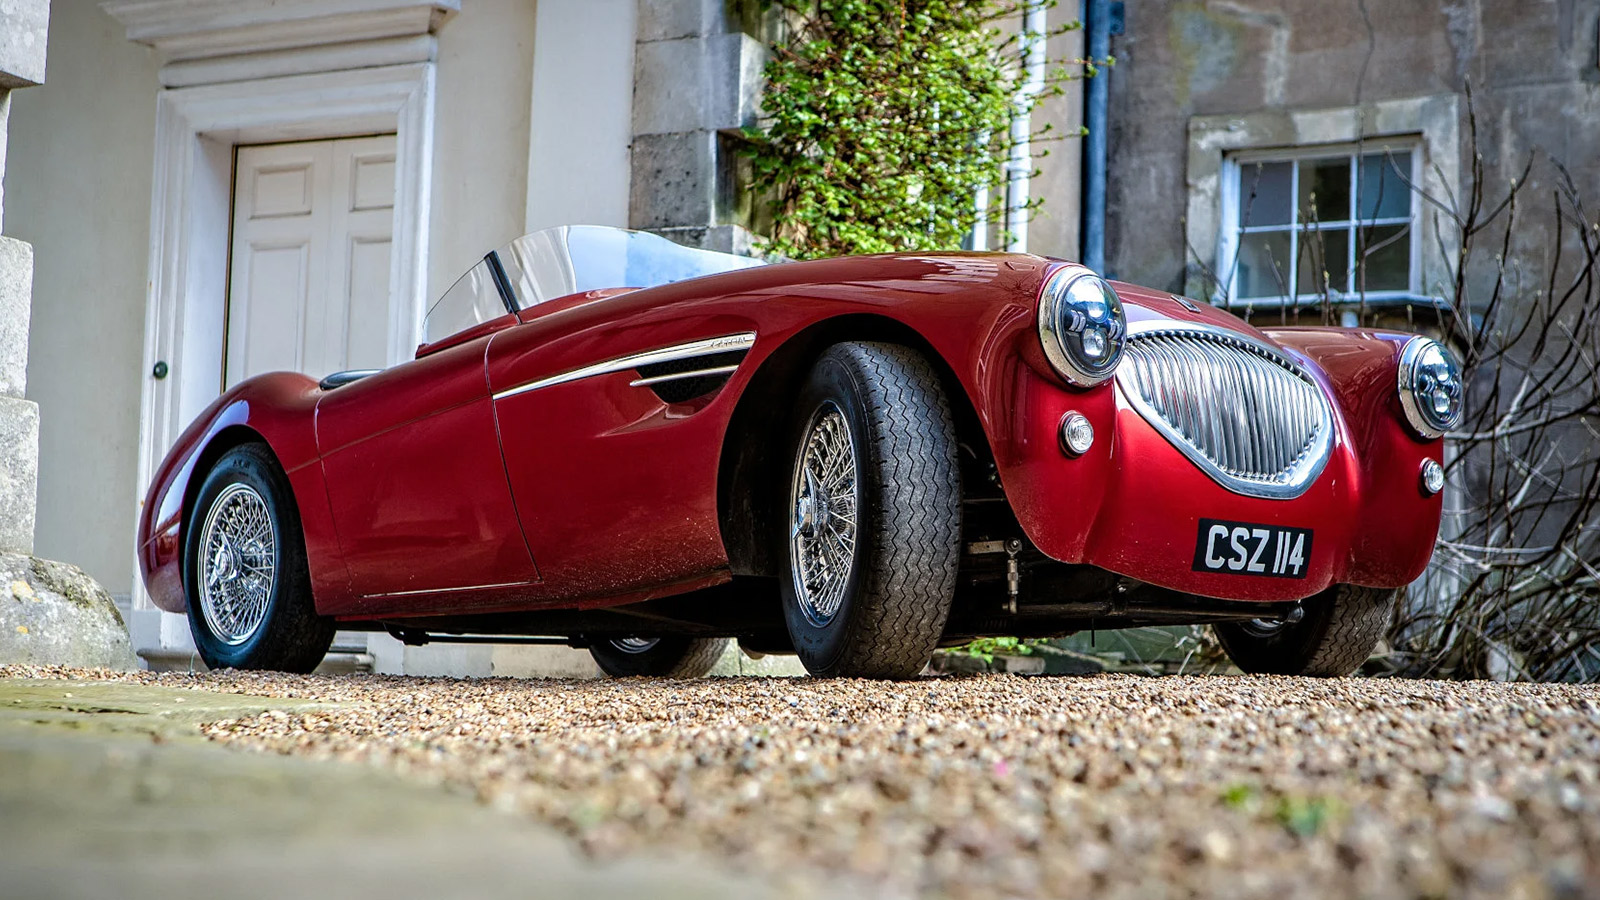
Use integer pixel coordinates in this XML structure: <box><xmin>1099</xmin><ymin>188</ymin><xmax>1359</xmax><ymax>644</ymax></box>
<box><xmin>136</xmin><ymin>373</ymin><xmax>346</xmax><ymax>614</ymax></box>
<box><xmin>136</xmin><ymin>251</ymin><xmax>1446</xmax><ymax>623</ymax></box>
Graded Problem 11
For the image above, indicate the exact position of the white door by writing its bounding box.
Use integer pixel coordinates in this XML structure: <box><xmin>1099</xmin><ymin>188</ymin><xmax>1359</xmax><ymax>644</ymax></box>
<box><xmin>226</xmin><ymin>135</ymin><xmax>397</xmax><ymax>386</ymax></box>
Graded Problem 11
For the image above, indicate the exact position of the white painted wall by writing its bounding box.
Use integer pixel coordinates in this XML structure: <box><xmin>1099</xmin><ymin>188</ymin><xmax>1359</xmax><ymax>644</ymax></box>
<box><xmin>428</xmin><ymin>0</ymin><xmax>538</xmax><ymax>299</ymax></box>
<box><xmin>7</xmin><ymin>2</ymin><xmax>158</xmax><ymax>596</ymax></box>
<box><xmin>524</xmin><ymin>0</ymin><xmax>636</xmax><ymax>233</ymax></box>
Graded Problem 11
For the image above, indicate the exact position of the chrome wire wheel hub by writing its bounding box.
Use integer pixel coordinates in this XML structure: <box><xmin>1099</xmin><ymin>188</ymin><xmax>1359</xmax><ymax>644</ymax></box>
<box><xmin>611</xmin><ymin>637</ymin><xmax>660</xmax><ymax>654</ymax></box>
<box><xmin>198</xmin><ymin>483</ymin><xmax>276</xmax><ymax>646</ymax></box>
<box><xmin>789</xmin><ymin>403</ymin><xmax>859</xmax><ymax>627</ymax></box>
<box><xmin>1241</xmin><ymin>617</ymin><xmax>1289</xmax><ymax>637</ymax></box>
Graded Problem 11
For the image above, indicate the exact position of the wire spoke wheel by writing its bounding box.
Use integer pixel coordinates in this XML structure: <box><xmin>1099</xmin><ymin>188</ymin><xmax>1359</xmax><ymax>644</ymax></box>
<box><xmin>789</xmin><ymin>402</ymin><xmax>860</xmax><ymax>628</ymax></box>
<box><xmin>611</xmin><ymin>637</ymin><xmax>661</xmax><ymax>654</ymax></box>
<box><xmin>777</xmin><ymin>342</ymin><xmax>960</xmax><ymax>679</ymax></box>
<box><xmin>198</xmin><ymin>483</ymin><xmax>277</xmax><ymax>646</ymax></box>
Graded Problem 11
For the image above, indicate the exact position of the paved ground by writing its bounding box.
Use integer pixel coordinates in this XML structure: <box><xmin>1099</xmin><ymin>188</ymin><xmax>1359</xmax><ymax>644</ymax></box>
<box><xmin>3</xmin><ymin>666</ymin><xmax>1598</xmax><ymax>900</ymax></box>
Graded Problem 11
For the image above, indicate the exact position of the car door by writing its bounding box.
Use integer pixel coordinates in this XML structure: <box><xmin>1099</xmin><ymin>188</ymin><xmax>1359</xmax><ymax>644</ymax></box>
<box><xmin>484</xmin><ymin>314</ymin><xmax>746</xmax><ymax>604</ymax></box>
<box><xmin>315</xmin><ymin>258</ymin><xmax>538</xmax><ymax>608</ymax></box>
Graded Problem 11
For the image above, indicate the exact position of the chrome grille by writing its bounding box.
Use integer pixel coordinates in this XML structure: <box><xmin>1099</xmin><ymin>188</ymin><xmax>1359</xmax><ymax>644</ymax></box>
<box><xmin>1116</xmin><ymin>325</ymin><xmax>1334</xmax><ymax>499</ymax></box>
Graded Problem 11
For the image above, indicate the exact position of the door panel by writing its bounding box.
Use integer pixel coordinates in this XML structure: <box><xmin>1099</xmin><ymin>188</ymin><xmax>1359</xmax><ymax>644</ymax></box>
<box><xmin>486</xmin><ymin>320</ymin><xmax>738</xmax><ymax>604</ymax></box>
<box><xmin>234</xmin><ymin>242</ymin><xmax>311</xmax><ymax>376</ymax></box>
<box><xmin>227</xmin><ymin>135</ymin><xmax>397</xmax><ymax>387</ymax></box>
<box><xmin>315</xmin><ymin>297</ymin><xmax>538</xmax><ymax>607</ymax></box>
<box><xmin>321</xmin><ymin>396</ymin><xmax>536</xmax><ymax>601</ymax></box>
<box><xmin>343</xmin><ymin>236</ymin><xmax>393</xmax><ymax>368</ymax></box>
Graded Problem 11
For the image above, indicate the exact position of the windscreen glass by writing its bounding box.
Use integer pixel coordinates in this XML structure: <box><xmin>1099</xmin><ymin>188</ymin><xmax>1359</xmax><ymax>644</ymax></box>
<box><xmin>495</xmin><ymin>225</ymin><xmax>767</xmax><ymax>307</ymax></box>
<box><xmin>422</xmin><ymin>225</ymin><xmax>766</xmax><ymax>347</ymax></box>
<box><xmin>422</xmin><ymin>257</ymin><xmax>508</xmax><ymax>346</ymax></box>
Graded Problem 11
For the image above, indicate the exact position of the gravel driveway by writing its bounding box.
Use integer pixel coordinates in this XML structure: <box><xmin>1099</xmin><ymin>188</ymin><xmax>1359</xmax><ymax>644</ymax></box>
<box><xmin>17</xmin><ymin>668</ymin><xmax>1600</xmax><ymax>900</ymax></box>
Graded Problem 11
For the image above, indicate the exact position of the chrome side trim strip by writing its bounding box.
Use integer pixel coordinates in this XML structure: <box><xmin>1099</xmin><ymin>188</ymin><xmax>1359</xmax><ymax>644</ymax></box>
<box><xmin>492</xmin><ymin>332</ymin><xmax>755</xmax><ymax>400</ymax></box>
<box><xmin>368</xmin><ymin>580</ymin><xmax>529</xmax><ymax>599</ymax></box>
<box><xmin>628</xmin><ymin>364</ymin><xmax>741</xmax><ymax>388</ymax></box>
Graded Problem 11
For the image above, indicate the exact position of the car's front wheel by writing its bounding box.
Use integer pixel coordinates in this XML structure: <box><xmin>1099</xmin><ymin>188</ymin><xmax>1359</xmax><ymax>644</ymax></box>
<box><xmin>1214</xmin><ymin>584</ymin><xmax>1397</xmax><ymax>676</ymax></box>
<box><xmin>587</xmin><ymin>637</ymin><xmax>728</xmax><ymax>677</ymax></box>
<box><xmin>185</xmin><ymin>444</ymin><xmax>334</xmax><ymax>672</ymax></box>
<box><xmin>778</xmin><ymin>341</ymin><xmax>961</xmax><ymax>679</ymax></box>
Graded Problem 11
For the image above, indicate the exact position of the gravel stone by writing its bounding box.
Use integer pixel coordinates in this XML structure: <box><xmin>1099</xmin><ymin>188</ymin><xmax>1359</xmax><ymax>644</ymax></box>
<box><xmin>9</xmin><ymin>666</ymin><xmax>1598</xmax><ymax>900</ymax></box>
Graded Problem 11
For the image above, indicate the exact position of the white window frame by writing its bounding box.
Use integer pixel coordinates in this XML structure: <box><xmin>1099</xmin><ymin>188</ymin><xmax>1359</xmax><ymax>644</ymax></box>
<box><xmin>1182</xmin><ymin>94</ymin><xmax>1462</xmax><ymax>310</ymax></box>
<box><xmin>1215</xmin><ymin>138</ymin><xmax>1422</xmax><ymax>309</ymax></box>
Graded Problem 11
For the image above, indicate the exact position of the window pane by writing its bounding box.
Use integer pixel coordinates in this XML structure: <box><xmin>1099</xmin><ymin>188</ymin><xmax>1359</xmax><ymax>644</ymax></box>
<box><xmin>1238</xmin><ymin>161</ymin><xmax>1292</xmax><ymax>227</ymax></box>
<box><xmin>1358</xmin><ymin>151</ymin><xmax>1412</xmax><ymax>220</ymax></box>
<box><xmin>1355</xmin><ymin>223</ymin><xmax>1410</xmax><ymax>291</ymax></box>
<box><xmin>1235</xmin><ymin>231</ymin><xmax>1292</xmax><ymax>298</ymax></box>
<box><xmin>1297</xmin><ymin>228</ymin><xmax>1349</xmax><ymax>295</ymax></box>
<box><xmin>1297</xmin><ymin>157</ymin><xmax>1351</xmax><ymax>224</ymax></box>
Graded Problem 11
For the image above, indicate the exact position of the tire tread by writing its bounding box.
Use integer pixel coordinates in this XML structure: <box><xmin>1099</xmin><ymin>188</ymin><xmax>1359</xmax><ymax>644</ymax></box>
<box><xmin>798</xmin><ymin>342</ymin><xmax>961</xmax><ymax>678</ymax></box>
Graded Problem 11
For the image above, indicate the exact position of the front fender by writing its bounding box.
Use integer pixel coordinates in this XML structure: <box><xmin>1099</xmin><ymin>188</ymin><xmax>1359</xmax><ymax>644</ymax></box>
<box><xmin>135</xmin><ymin>373</ymin><xmax>331</xmax><ymax>614</ymax></box>
<box><xmin>983</xmin><ymin>321</ymin><xmax>1443</xmax><ymax>601</ymax></box>
<box><xmin>1264</xmin><ymin>327</ymin><xmax>1444</xmax><ymax>586</ymax></box>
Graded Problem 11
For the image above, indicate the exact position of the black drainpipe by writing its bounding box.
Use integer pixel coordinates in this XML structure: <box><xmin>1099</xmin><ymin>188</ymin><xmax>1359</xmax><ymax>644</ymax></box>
<box><xmin>1080</xmin><ymin>0</ymin><xmax>1120</xmax><ymax>274</ymax></box>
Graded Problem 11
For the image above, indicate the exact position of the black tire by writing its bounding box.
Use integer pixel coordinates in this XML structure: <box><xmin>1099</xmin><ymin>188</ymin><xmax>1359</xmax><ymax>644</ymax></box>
<box><xmin>778</xmin><ymin>342</ymin><xmax>961</xmax><ymax>679</ymax></box>
<box><xmin>184</xmin><ymin>444</ymin><xmax>334</xmax><ymax>672</ymax></box>
<box><xmin>1214</xmin><ymin>584</ymin><xmax>1396</xmax><ymax>676</ymax></box>
<box><xmin>588</xmin><ymin>637</ymin><xmax>729</xmax><ymax>678</ymax></box>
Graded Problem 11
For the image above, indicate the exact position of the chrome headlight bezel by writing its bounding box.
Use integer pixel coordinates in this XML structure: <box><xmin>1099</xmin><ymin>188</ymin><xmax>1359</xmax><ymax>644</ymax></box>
<box><xmin>1397</xmin><ymin>336</ymin><xmax>1464</xmax><ymax>439</ymax></box>
<box><xmin>1037</xmin><ymin>265</ymin><xmax>1127</xmax><ymax>388</ymax></box>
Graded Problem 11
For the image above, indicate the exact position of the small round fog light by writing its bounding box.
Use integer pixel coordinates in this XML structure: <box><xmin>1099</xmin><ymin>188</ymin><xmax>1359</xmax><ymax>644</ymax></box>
<box><xmin>1420</xmin><ymin>458</ymin><xmax>1445</xmax><ymax>496</ymax></box>
<box><xmin>1060</xmin><ymin>412</ymin><xmax>1095</xmax><ymax>457</ymax></box>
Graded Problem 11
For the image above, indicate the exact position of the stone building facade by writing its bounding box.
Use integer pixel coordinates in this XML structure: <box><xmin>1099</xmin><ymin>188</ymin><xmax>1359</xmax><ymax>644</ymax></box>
<box><xmin>0</xmin><ymin>0</ymin><xmax>47</xmax><ymax>559</ymax></box>
<box><xmin>18</xmin><ymin>0</ymin><xmax>1576</xmax><ymax>675</ymax></box>
<box><xmin>4</xmin><ymin>0</ymin><xmax>1085</xmax><ymax>675</ymax></box>
<box><xmin>1092</xmin><ymin>0</ymin><xmax>1600</xmax><ymax>322</ymax></box>
<box><xmin>5</xmin><ymin>0</ymin><xmax>782</xmax><ymax>674</ymax></box>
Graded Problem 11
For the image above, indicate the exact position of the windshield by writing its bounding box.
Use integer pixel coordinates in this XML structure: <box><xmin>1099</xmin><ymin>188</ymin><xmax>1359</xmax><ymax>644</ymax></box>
<box><xmin>422</xmin><ymin>225</ymin><xmax>766</xmax><ymax>346</ymax></box>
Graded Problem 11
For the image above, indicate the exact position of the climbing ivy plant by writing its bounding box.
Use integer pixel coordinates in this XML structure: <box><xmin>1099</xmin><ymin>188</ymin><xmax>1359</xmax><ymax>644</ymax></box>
<box><xmin>747</xmin><ymin>0</ymin><xmax>1092</xmax><ymax>259</ymax></box>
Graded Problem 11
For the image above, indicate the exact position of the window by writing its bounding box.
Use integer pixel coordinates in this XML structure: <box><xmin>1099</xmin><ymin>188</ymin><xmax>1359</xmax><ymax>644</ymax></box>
<box><xmin>1218</xmin><ymin>142</ymin><xmax>1419</xmax><ymax>306</ymax></box>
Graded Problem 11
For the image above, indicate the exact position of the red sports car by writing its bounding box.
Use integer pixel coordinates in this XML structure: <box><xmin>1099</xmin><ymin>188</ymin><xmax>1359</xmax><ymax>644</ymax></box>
<box><xmin>137</xmin><ymin>225</ymin><xmax>1462</xmax><ymax>678</ymax></box>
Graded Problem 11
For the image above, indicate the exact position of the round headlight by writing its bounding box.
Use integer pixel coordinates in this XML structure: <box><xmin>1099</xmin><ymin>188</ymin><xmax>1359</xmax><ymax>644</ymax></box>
<box><xmin>1037</xmin><ymin>266</ymin><xmax>1126</xmax><ymax>387</ymax></box>
<box><xmin>1397</xmin><ymin>336</ymin><xmax>1463</xmax><ymax>439</ymax></box>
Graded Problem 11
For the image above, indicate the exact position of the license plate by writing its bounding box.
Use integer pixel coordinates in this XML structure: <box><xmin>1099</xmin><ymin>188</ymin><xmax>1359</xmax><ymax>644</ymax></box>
<box><xmin>1192</xmin><ymin>518</ymin><xmax>1313</xmax><ymax>579</ymax></box>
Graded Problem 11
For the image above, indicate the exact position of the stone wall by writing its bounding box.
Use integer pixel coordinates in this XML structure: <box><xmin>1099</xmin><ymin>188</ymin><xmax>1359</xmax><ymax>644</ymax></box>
<box><xmin>630</xmin><ymin>0</ymin><xmax>770</xmax><ymax>254</ymax></box>
<box><xmin>0</xmin><ymin>0</ymin><xmax>49</xmax><ymax>558</ymax></box>
<box><xmin>1099</xmin><ymin>0</ymin><xmax>1600</xmax><ymax>298</ymax></box>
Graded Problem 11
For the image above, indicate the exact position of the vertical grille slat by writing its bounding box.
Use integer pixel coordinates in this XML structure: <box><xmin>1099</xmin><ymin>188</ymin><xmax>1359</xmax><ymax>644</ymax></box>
<box><xmin>1116</xmin><ymin>327</ymin><xmax>1335</xmax><ymax>499</ymax></box>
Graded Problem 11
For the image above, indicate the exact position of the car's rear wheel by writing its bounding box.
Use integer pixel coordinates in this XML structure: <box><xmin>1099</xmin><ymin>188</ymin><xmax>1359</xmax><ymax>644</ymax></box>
<box><xmin>185</xmin><ymin>444</ymin><xmax>334</xmax><ymax>672</ymax></box>
<box><xmin>1214</xmin><ymin>584</ymin><xmax>1396</xmax><ymax>676</ymax></box>
<box><xmin>588</xmin><ymin>637</ymin><xmax>728</xmax><ymax>677</ymax></box>
<box><xmin>778</xmin><ymin>341</ymin><xmax>961</xmax><ymax>679</ymax></box>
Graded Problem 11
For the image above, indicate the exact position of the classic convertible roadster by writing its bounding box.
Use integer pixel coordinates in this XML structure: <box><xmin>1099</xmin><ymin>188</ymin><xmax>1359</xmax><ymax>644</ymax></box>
<box><xmin>137</xmin><ymin>225</ymin><xmax>1462</xmax><ymax>678</ymax></box>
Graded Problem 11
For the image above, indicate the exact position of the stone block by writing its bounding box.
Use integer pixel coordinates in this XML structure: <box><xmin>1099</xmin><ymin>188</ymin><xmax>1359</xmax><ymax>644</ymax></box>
<box><xmin>636</xmin><ymin>0</ymin><xmax>706</xmax><ymax>43</ymax></box>
<box><xmin>491</xmin><ymin>644</ymin><xmax>602</xmax><ymax>679</ymax></box>
<box><xmin>653</xmin><ymin>224</ymin><xmax>760</xmax><ymax>257</ymax></box>
<box><xmin>709</xmin><ymin>31</ymin><xmax>766</xmax><ymax>132</ymax></box>
<box><xmin>0</xmin><ymin>552</ymin><xmax>139</xmax><ymax>669</ymax></box>
<box><xmin>0</xmin><ymin>0</ymin><xmax>49</xmax><ymax>89</ymax></box>
<box><xmin>630</xmin><ymin>130</ymin><xmax>716</xmax><ymax>230</ymax></box>
<box><xmin>0</xmin><ymin>396</ymin><xmax>36</xmax><ymax>555</ymax></box>
<box><xmin>367</xmin><ymin>632</ymin><xmax>494</xmax><ymax>677</ymax></box>
<box><xmin>0</xmin><ymin>236</ymin><xmax>34</xmax><ymax>398</ymax></box>
<box><xmin>634</xmin><ymin>32</ymin><xmax>765</xmax><ymax>136</ymax></box>
<box><xmin>1</xmin><ymin>91</ymin><xmax>10</xmax><ymax>218</ymax></box>
<box><xmin>708</xmin><ymin>644</ymin><xmax>806</xmax><ymax>676</ymax></box>
<box><xmin>633</xmin><ymin>36</ymin><xmax>712</xmax><ymax>136</ymax></box>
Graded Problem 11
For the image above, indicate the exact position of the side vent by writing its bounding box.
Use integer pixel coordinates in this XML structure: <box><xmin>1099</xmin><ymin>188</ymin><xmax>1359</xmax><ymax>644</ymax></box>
<box><xmin>632</xmin><ymin>349</ymin><xmax>748</xmax><ymax>404</ymax></box>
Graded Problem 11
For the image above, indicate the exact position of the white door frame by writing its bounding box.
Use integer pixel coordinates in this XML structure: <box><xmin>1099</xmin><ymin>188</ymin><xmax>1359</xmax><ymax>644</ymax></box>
<box><xmin>131</xmin><ymin>63</ymin><xmax>435</xmax><ymax>640</ymax></box>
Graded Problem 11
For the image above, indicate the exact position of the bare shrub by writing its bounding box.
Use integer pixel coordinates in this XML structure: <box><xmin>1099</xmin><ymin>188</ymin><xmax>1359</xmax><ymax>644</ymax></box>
<box><xmin>1385</xmin><ymin>101</ymin><xmax>1600</xmax><ymax>681</ymax></box>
